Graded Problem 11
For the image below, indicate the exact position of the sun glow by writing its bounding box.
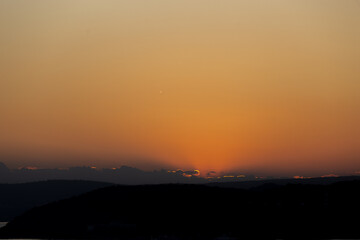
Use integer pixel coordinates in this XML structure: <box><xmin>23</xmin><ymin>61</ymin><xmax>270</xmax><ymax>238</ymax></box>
<box><xmin>0</xmin><ymin>1</ymin><xmax>359</xmax><ymax>175</ymax></box>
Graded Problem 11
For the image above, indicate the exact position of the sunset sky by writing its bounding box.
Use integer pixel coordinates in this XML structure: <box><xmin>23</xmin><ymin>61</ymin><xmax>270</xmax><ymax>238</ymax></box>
<box><xmin>1</xmin><ymin>1</ymin><xmax>359</xmax><ymax>176</ymax></box>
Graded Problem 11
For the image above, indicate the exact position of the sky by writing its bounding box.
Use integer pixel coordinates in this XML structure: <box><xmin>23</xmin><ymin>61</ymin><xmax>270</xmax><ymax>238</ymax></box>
<box><xmin>0</xmin><ymin>0</ymin><xmax>359</xmax><ymax>176</ymax></box>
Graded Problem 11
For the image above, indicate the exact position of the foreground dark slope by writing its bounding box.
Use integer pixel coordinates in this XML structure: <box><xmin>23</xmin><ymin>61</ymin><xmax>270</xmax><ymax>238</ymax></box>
<box><xmin>0</xmin><ymin>180</ymin><xmax>113</xmax><ymax>221</ymax></box>
<box><xmin>1</xmin><ymin>181</ymin><xmax>360</xmax><ymax>239</ymax></box>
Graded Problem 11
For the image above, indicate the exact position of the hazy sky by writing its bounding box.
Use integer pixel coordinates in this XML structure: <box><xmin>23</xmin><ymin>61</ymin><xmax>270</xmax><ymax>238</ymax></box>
<box><xmin>1</xmin><ymin>1</ymin><xmax>359</xmax><ymax>176</ymax></box>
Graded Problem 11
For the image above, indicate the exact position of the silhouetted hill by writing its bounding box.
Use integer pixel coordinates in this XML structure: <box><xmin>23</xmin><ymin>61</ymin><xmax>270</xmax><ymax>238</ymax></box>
<box><xmin>208</xmin><ymin>175</ymin><xmax>360</xmax><ymax>189</ymax></box>
<box><xmin>0</xmin><ymin>162</ymin><xmax>9</xmax><ymax>173</ymax></box>
<box><xmin>0</xmin><ymin>180</ymin><xmax>113</xmax><ymax>221</ymax></box>
<box><xmin>1</xmin><ymin>181</ymin><xmax>360</xmax><ymax>239</ymax></box>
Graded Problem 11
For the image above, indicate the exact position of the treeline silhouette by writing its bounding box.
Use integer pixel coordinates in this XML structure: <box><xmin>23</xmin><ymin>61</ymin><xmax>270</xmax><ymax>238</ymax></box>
<box><xmin>1</xmin><ymin>180</ymin><xmax>360</xmax><ymax>239</ymax></box>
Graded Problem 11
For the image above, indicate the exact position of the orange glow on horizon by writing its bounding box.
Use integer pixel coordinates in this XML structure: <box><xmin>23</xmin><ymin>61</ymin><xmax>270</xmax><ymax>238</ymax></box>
<box><xmin>0</xmin><ymin>1</ymin><xmax>359</xmax><ymax>176</ymax></box>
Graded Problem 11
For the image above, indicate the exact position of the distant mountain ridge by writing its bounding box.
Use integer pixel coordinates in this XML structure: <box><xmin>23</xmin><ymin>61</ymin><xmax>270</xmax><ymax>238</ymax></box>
<box><xmin>2</xmin><ymin>161</ymin><xmax>359</xmax><ymax>186</ymax></box>
<box><xmin>0</xmin><ymin>162</ymin><xmax>205</xmax><ymax>185</ymax></box>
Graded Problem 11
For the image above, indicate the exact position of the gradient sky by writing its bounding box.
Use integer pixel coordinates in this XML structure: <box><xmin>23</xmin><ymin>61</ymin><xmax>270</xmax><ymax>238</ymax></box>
<box><xmin>1</xmin><ymin>0</ymin><xmax>359</xmax><ymax>176</ymax></box>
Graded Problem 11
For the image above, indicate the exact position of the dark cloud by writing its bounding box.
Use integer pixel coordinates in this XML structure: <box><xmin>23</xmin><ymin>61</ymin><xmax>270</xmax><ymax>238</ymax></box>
<box><xmin>172</xmin><ymin>169</ymin><xmax>200</xmax><ymax>177</ymax></box>
<box><xmin>0</xmin><ymin>162</ymin><xmax>206</xmax><ymax>185</ymax></box>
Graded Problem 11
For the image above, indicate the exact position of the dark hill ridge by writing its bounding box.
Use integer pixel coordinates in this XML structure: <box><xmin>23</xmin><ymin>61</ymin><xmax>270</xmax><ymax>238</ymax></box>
<box><xmin>1</xmin><ymin>181</ymin><xmax>360</xmax><ymax>239</ymax></box>
<box><xmin>208</xmin><ymin>175</ymin><xmax>360</xmax><ymax>189</ymax></box>
<box><xmin>1</xmin><ymin>176</ymin><xmax>357</xmax><ymax>222</ymax></box>
<box><xmin>0</xmin><ymin>180</ymin><xmax>113</xmax><ymax>221</ymax></box>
